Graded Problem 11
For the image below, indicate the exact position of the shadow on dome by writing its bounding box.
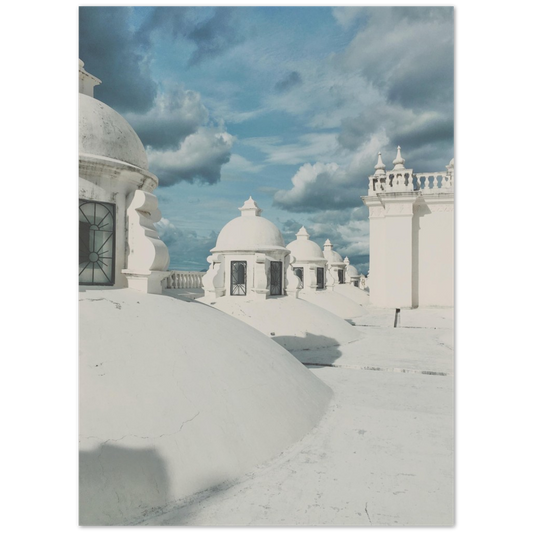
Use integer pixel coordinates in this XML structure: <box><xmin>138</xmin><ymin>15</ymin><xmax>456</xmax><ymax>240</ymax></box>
<box><xmin>271</xmin><ymin>332</ymin><xmax>343</xmax><ymax>364</ymax></box>
<box><xmin>80</xmin><ymin>443</ymin><xmax>171</xmax><ymax>525</ymax></box>
<box><xmin>279</xmin><ymin>334</ymin><xmax>345</xmax><ymax>367</ymax></box>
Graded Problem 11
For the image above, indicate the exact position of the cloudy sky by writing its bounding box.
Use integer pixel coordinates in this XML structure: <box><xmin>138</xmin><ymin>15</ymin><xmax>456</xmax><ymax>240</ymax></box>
<box><xmin>79</xmin><ymin>6</ymin><xmax>454</xmax><ymax>273</ymax></box>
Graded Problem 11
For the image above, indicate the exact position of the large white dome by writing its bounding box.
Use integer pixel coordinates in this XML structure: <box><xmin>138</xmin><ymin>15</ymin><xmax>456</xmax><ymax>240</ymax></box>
<box><xmin>286</xmin><ymin>227</ymin><xmax>325</xmax><ymax>262</ymax></box>
<box><xmin>79</xmin><ymin>93</ymin><xmax>149</xmax><ymax>170</ymax></box>
<box><xmin>212</xmin><ymin>197</ymin><xmax>286</xmax><ymax>253</ymax></box>
<box><xmin>79</xmin><ymin>288</ymin><xmax>331</xmax><ymax>525</ymax></box>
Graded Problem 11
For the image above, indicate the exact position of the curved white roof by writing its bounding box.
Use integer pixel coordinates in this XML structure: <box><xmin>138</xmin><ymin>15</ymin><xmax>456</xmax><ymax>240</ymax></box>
<box><xmin>323</xmin><ymin>239</ymin><xmax>344</xmax><ymax>265</ymax></box>
<box><xmin>346</xmin><ymin>264</ymin><xmax>359</xmax><ymax>277</ymax></box>
<box><xmin>286</xmin><ymin>227</ymin><xmax>326</xmax><ymax>262</ymax></box>
<box><xmin>212</xmin><ymin>197</ymin><xmax>287</xmax><ymax>253</ymax></box>
<box><xmin>79</xmin><ymin>93</ymin><xmax>148</xmax><ymax>170</ymax></box>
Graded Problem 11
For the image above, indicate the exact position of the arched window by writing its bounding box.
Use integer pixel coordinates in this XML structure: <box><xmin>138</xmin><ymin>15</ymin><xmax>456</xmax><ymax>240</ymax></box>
<box><xmin>338</xmin><ymin>269</ymin><xmax>344</xmax><ymax>284</ymax></box>
<box><xmin>79</xmin><ymin>200</ymin><xmax>115</xmax><ymax>285</ymax></box>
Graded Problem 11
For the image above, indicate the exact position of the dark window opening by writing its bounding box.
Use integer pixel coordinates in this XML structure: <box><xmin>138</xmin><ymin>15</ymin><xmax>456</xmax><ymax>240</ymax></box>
<box><xmin>294</xmin><ymin>267</ymin><xmax>304</xmax><ymax>285</ymax></box>
<box><xmin>317</xmin><ymin>267</ymin><xmax>325</xmax><ymax>289</ymax></box>
<box><xmin>270</xmin><ymin>261</ymin><xmax>283</xmax><ymax>296</ymax></box>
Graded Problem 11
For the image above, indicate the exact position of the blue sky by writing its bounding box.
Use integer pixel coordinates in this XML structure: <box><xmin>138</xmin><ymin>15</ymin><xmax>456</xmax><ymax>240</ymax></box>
<box><xmin>79</xmin><ymin>6</ymin><xmax>454</xmax><ymax>273</ymax></box>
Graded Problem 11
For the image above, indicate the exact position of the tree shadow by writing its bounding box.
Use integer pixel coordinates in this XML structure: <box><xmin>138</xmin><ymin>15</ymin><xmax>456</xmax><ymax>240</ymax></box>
<box><xmin>272</xmin><ymin>332</ymin><xmax>344</xmax><ymax>367</ymax></box>
<box><xmin>79</xmin><ymin>443</ymin><xmax>171</xmax><ymax>526</ymax></box>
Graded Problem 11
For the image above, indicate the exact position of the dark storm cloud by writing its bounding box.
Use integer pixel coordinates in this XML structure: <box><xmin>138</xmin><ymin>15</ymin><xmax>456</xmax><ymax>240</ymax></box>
<box><xmin>79</xmin><ymin>7</ymin><xmax>244</xmax><ymax>114</ymax></box>
<box><xmin>137</xmin><ymin>6</ymin><xmax>244</xmax><ymax>67</ymax></box>
<box><xmin>79</xmin><ymin>7</ymin><xmax>157</xmax><ymax>113</ymax></box>
<box><xmin>187</xmin><ymin>7</ymin><xmax>244</xmax><ymax>66</ymax></box>
<box><xmin>275</xmin><ymin>71</ymin><xmax>303</xmax><ymax>93</ymax></box>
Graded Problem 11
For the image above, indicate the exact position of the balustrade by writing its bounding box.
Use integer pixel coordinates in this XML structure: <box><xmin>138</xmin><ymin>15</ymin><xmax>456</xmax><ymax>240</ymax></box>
<box><xmin>165</xmin><ymin>270</ymin><xmax>205</xmax><ymax>289</ymax></box>
<box><xmin>368</xmin><ymin>170</ymin><xmax>453</xmax><ymax>196</ymax></box>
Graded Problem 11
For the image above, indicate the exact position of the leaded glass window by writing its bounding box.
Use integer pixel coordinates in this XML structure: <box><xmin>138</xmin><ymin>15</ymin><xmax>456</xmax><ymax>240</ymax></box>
<box><xmin>231</xmin><ymin>261</ymin><xmax>247</xmax><ymax>295</ymax></box>
<box><xmin>79</xmin><ymin>200</ymin><xmax>116</xmax><ymax>286</ymax></box>
<box><xmin>270</xmin><ymin>261</ymin><xmax>282</xmax><ymax>296</ymax></box>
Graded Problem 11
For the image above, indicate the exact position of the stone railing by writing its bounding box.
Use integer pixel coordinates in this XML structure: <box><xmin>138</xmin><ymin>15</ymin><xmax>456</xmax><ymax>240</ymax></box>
<box><xmin>368</xmin><ymin>170</ymin><xmax>454</xmax><ymax>196</ymax></box>
<box><xmin>165</xmin><ymin>270</ymin><xmax>204</xmax><ymax>289</ymax></box>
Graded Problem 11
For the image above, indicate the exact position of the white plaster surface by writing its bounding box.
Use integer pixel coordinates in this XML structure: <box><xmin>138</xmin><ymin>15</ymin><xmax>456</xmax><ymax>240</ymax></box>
<box><xmin>298</xmin><ymin>289</ymin><xmax>367</xmax><ymax>320</ymax></box>
<box><xmin>79</xmin><ymin>288</ymin><xmax>332</xmax><ymax>525</ymax></box>
<box><xmin>79</xmin><ymin>93</ymin><xmax>149</xmax><ymax>170</ymax></box>
<box><xmin>197</xmin><ymin>294</ymin><xmax>361</xmax><ymax>351</ymax></box>
<box><xmin>333</xmin><ymin>283</ymin><xmax>370</xmax><ymax>305</ymax></box>
<box><xmin>139</xmin><ymin>306</ymin><xmax>454</xmax><ymax>526</ymax></box>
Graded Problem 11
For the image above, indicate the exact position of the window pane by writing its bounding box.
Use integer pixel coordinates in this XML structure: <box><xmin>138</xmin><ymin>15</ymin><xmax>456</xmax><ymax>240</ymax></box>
<box><xmin>79</xmin><ymin>200</ymin><xmax>115</xmax><ymax>285</ymax></box>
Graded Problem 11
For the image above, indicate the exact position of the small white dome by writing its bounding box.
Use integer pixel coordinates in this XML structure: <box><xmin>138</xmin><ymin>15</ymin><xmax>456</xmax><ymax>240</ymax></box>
<box><xmin>287</xmin><ymin>227</ymin><xmax>325</xmax><ymax>262</ymax></box>
<box><xmin>212</xmin><ymin>197</ymin><xmax>286</xmax><ymax>253</ymax></box>
<box><xmin>79</xmin><ymin>93</ymin><xmax>148</xmax><ymax>170</ymax></box>
<box><xmin>323</xmin><ymin>239</ymin><xmax>344</xmax><ymax>265</ymax></box>
<box><xmin>346</xmin><ymin>264</ymin><xmax>359</xmax><ymax>277</ymax></box>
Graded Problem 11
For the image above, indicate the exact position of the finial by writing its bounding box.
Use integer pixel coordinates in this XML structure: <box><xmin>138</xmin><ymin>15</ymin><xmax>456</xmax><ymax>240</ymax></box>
<box><xmin>392</xmin><ymin>145</ymin><xmax>405</xmax><ymax>170</ymax></box>
<box><xmin>374</xmin><ymin>151</ymin><xmax>386</xmax><ymax>176</ymax></box>
<box><xmin>324</xmin><ymin>239</ymin><xmax>332</xmax><ymax>249</ymax></box>
<box><xmin>344</xmin><ymin>256</ymin><xmax>350</xmax><ymax>264</ymax></box>
<box><xmin>239</xmin><ymin>196</ymin><xmax>263</xmax><ymax>217</ymax></box>
<box><xmin>79</xmin><ymin>58</ymin><xmax>102</xmax><ymax>98</ymax></box>
<box><xmin>296</xmin><ymin>226</ymin><xmax>310</xmax><ymax>240</ymax></box>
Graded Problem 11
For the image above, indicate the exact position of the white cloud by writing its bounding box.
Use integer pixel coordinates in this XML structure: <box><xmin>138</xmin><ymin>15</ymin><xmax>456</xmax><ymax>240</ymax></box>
<box><xmin>223</xmin><ymin>153</ymin><xmax>265</xmax><ymax>174</ymax></box>
<box><xmin>148</xmin><ymin>127</ymin><xmax>236</xmax><ymax>186</ymax></box>
<box><xmin>125</xmin><ymin>83</ymin><xmax>209</xmax><ymax>150</ymax></box>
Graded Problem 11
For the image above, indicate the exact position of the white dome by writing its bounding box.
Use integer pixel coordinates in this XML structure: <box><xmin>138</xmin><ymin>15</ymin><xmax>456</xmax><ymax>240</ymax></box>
<box><xmin>80</xmin><ymin>289</ymin><xmax>331</xmax><ymax>524</ymax></box>
<box><xmin>346</xmin><ymin>264</ymin><xmax>359</xmax><ymax>277</ymax></box>
<box><xmin>323</xmin><ymin>239</ymin><xmax>344</xmax><ymax>265</ymax></box>
<box><xmin>286</xmin><ymin>227</ymin><xmax>325</xmax><ymax>262</ymax></box>
<box><xmin>79</xmin><ymin>93</ymin><xmax>149</xmax><ymax>170</ymax></box>
<box><xmin>212</xmin><ymin>198</ymin><xmax>286</xmax><ymax>253</ymax></box>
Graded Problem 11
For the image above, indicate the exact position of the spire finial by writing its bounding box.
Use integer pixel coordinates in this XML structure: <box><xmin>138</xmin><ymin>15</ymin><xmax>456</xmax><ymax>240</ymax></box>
<box><xmin>344</xmin><ymin>256</ymin><xmax>350</xmax><ymax>264</ymax></box>
<box><xmin>239</xmin><ymin>196</ymin><xmax>263</xmax><ymax>217</ymax></box>
<box><xmin>296</xmin><ymin>226</ymin><xmax>310</xmax><ymax>240</ymax></box>
<box><xmin>392</xmin><ymin>145</ymin><xmax>405</xmax><ymax>170</ymax></box>
<box><xmin>79</xmin><ymin>58</ymin><xmax>102</xmax><ymax>98</ymax></box>
<box><xmin>324</xmin><ymin>239</ymin><xmax>332</xmax><ymax>249</ymax></box>
<box><xmin>374</xmin><ymin>151</ymin><xmax>386</xmax><ymax>176</ymax></box>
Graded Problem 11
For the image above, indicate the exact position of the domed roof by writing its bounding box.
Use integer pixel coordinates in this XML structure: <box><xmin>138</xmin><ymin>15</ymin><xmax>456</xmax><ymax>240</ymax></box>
<box><xmin>79</xmin><ymin>93</ymin><xmax>149</xmax><ymax>170</ymax></box>
<box><xmin>346</xmin><ymin>264</ymin><xmax>359</xmax><ymax>277</ymax></box>
<box><xmin>287</xmin><ymin>227</ymin><xmax>326</xmax><ymax>262</ymax></box>
<box><xmin>323</xmin><ymin>239</ymin><xmax>344</xmax><ymax>264</ymax></box>
<box><xmin>212</xmin><ymin>197</ymin><xmax>287</xmax><ymax>253</ymax></box>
